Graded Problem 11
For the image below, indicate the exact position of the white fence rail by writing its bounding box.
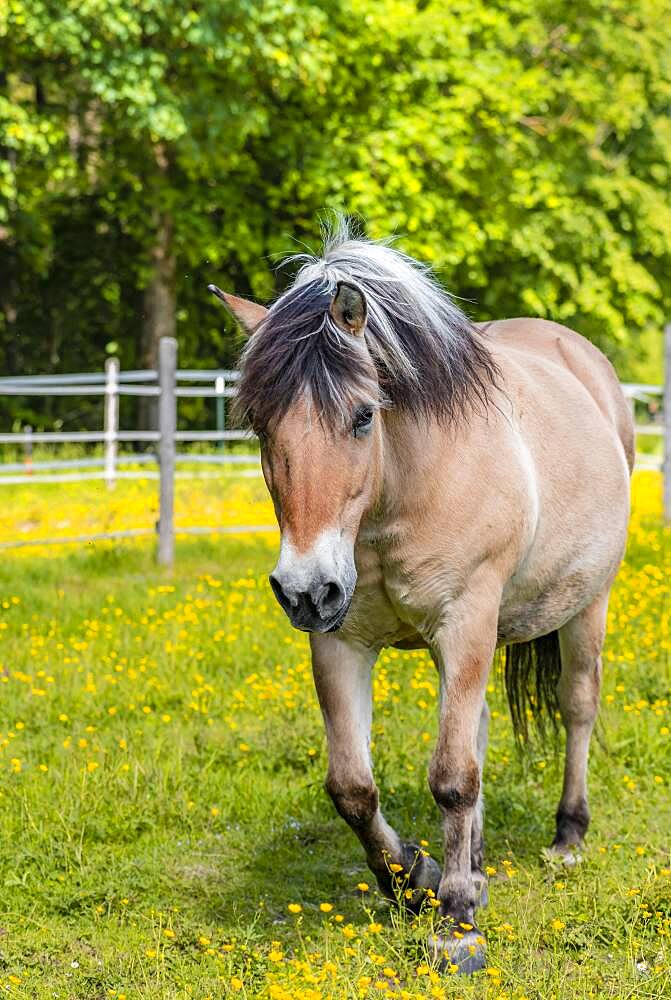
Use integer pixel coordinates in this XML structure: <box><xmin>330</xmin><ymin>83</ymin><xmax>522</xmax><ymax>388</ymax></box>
<box><xmin>0</xmin><ymin>340</ymin><xmax>268</xmax><ymax>562</ymax></box>
<box><xmin>0</xmin><ymin>330</ymin><xmax>669</xmax><ymax>562</ymax></box>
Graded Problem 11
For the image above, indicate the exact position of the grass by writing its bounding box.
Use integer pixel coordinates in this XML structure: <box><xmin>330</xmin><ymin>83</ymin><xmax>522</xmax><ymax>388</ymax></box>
<box><xmin>0</xmin><ymin>471</ymin><xmax>669</xmax><ymax>999</ymax></box>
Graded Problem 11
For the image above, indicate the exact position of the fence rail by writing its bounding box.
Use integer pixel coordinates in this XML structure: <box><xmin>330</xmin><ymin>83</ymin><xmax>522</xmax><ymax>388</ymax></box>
<box><xmin>0</xmin><ymin>330</ymin><xmax>669</xmax><ymax>560</ymax></box>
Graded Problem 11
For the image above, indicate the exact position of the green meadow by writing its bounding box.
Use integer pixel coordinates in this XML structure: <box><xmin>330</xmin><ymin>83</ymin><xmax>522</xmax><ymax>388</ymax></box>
<box><xmin>0</xmin><ymin>471</ymin><xmax>669</xmax><ymax>999</ymax></box>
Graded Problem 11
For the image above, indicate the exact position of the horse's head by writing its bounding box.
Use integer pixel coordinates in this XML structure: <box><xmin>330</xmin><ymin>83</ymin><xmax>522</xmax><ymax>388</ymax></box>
<box><xmin>211</xmin><ymin>280</ymin><xmax>381</xmax><ymax>633</ymax></box>
<box><xmin>210</xmin><ymin>223</ymin><xmax>497</xmax><ymax>632</ymax></box>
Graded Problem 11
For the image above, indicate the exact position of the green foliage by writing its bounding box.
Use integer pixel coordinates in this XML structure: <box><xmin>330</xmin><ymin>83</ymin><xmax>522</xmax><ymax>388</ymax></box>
<box><xmin>1</xmin><ymin>0</ymin><xmax>670</xmax><ymax>427</ymax></box>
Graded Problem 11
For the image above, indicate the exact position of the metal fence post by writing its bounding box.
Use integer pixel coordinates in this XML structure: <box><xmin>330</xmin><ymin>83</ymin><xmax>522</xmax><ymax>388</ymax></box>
<box><xmin>23</xmin><ymin>425</ymin><xmax>33</xmax><ymax>475</ymax></box>
<box><xmin>158</xmin><ymin>337</ymin><xmax>177</xmax><ymax>565</ymax></box>
<box><xmin>664</xmin><ymin>323</ymin><xmax>671</xmax><ymax>524</ymax></box>
<box><xmin>104</xmin><ymin>357</ymin><xmax>119</xmax><ymax>488</ymax></box>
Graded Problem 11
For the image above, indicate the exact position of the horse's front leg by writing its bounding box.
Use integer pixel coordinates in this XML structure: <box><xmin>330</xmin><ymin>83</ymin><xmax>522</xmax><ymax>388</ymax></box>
<box><xmin>427</xmin><ymin>599</ymin><xmax>497</xmax><ymax>973</ymax></box>
<box><xmin>311</xmin><ymin>633</ymin><xmax>441</xmax><ymax>906</ymax></box>
<box><xmin>470</xmin><ymin>700</ymin><xmax>490</xmax><ymax>907</ymax></box>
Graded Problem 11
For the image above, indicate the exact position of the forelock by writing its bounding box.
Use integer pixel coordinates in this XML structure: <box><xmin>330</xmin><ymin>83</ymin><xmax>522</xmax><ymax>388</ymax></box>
<box><xmin>233</xmin><ymin>218</ymin><xmax>499</xmax><ymax>431</ymax></box>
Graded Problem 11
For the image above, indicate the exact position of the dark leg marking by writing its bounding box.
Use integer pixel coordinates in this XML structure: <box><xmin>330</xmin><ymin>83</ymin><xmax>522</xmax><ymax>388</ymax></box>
<box><xmin>553</xmin><ymin>800</ymin><xmax>590</xmax><ymax>850</ymax></box>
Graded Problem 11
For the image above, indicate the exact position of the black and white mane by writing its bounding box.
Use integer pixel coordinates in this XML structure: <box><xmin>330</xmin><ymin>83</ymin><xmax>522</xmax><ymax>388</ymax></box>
<box><xmin>235</xmin><ymin>219</ymin><xmax>498</xmax><ymax>431</ymax></box>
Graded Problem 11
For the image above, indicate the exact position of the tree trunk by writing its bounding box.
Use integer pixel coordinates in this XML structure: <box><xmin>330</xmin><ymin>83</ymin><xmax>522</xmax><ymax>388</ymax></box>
<box><xmin>0</xmin><ymin>69</ymin><xmax>18</xmax><ymax>374</ymax></box>
<box><xmin>139</xmin><ymin>210</ymin><xmax>176</xmax><ymax>431</ymax></box>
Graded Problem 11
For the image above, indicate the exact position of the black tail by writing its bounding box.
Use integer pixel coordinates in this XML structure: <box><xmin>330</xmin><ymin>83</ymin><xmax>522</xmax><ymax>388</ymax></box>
<box><xmin>503</xmin><ymin>631</ymin><xmax>562</xmax><ymax>743</ymax></box>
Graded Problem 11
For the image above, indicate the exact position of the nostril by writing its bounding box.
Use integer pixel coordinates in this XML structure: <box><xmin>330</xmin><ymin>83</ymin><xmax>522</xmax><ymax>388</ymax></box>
<box><xmin>269</xmin><ymin>574</ymin><xmax>295</xmax><ymax>613</ymax></box>
<box><xmin>317</xmin><ymin>580</ymin><xmax>346</xmax><ymax>617</ymax></box>
<box><xmin>271</xmin><ymin>574</ymin><xmax>347</xmax><ymax>625</ymax></box>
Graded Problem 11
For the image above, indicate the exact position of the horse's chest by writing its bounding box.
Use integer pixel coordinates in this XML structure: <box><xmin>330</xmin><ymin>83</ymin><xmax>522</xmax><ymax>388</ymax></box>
<box><xmin>341</xmin><ymin>541</ymin><xmax>447</xmax><ymax>649</ymax></box>
<box><xmin>340</xmin><ymin>572</ymin><xmax>423</xmax><ymax>648</ymax></box>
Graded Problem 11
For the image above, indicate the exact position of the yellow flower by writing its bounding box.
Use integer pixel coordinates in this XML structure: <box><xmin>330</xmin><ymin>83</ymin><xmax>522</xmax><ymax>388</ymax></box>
<box><xmin>288</xmin><ymin>903</ymin><xmax>302</xmax><ymax>914</ymax></box>
<box><xmin>357</xmin><ymin>882</ymin><xmax>369</xmax><ymax>892</ymax></box>
<box><xmin>231</xmin><ymin>977</ymin><xmax>243</xmax><ymax>992</ymax></box>
<box><xmin>319</xmin><ymin>902</ymin><xmax>333</xmax><ymax>912</ymax></box>
<box><xmin>389</xmin><ymin>863</ymin><xmax>403</xmax><ymax>873</ymax></box>
<box><xmin>268</xmin><ymin>949</ymin><xmax>283</xmax><ymax>962</ymax></box>
<box><xmin>551</xmin><ymin>918</ymin><xmax>566</xmax><ymax>931</ymax></box>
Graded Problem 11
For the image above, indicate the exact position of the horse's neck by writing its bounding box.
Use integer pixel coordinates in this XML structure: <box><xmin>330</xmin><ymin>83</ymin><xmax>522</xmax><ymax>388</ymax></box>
<box><xmin>368</xmin><ymin>410</ymin><xmax>456</xmax><ymax>523</ymax></box>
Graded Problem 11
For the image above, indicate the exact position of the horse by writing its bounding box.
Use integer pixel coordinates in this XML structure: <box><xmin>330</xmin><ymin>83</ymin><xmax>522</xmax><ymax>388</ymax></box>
<box><xmin>209</xmin><ymin>219</ymin><xmax>633</xmax><ymax>973</ymax></box>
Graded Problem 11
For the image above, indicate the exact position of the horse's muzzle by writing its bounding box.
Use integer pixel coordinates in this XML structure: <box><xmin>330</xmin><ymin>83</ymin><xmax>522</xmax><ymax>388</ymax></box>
<box><xmin>269</xmin><ymin>573</ymin><xmax>354</xmax><ymax>633</ymax></box>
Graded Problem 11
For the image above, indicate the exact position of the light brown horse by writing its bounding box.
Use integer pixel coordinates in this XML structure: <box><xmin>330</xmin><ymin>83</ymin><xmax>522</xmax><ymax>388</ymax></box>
<box><xmin>210</xmin><ymin>221</ymin><xmax>633</xmax><ymax>973</ymax></box>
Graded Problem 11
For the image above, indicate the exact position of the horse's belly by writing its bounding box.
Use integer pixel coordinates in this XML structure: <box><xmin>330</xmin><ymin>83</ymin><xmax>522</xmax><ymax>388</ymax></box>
<box><xmin>497</xmin><ymin>552</ymin><xmax>619</xmax><ymax>645</ymax></box>
<box><xmin>497</xmin><ymin>581</ymin><xmax>588</xmax><ymax>644</ymax></box>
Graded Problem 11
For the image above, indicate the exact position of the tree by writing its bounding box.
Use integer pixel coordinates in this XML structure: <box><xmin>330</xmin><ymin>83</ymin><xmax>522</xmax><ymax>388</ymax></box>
<box><xmin>1</xmin><ymin>0</ymin><xmax>670</xmax><ymax>433</ymax></box>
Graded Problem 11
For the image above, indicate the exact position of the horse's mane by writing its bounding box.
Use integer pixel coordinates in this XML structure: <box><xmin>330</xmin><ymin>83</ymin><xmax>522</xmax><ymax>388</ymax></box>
<box><xmin>234</xmin><ymin>217</ymin><xmax>499</xmax><ymax>431</ymax></box>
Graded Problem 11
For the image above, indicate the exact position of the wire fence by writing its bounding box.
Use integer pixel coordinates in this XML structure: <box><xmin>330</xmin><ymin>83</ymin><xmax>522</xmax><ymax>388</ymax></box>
<box><xmin>0</xmin><ymin>331</ymin><xmax>669</xmax><ymax>560</ymax></box>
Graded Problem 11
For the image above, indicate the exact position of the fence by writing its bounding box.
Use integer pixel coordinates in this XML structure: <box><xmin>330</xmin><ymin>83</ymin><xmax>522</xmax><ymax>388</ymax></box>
<box><xmin>0</xmin><ymin>329</ymin><xmax>670</xmax><ymax>563</ymax></box>
<box><xmin>0</xmin><ymin>338</ymin><xmax>270</xmax><ymax>564</ymax></box>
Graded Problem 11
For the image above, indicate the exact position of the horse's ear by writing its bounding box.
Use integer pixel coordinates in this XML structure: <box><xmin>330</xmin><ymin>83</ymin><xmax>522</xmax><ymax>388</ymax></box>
<box><xmin>208</xmin><ymin>285</ymin><xmax>268</xmax><ymax>334</ymax></box>
<box><xmin>329</xmin><ymin>281</ymin><xmax>367</xmax><ymax>335</ymax></box>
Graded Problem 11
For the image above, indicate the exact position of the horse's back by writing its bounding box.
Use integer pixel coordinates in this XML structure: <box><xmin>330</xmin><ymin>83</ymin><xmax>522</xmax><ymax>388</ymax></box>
<box><xmin>482</xmin><ymin>317</ymin><xmax>635</xmax><ymax>473</ymax></box>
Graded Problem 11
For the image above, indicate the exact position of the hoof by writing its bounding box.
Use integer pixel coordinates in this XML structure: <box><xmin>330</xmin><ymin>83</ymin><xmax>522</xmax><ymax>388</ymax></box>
<box><xmin>543</xmin><ymin>843</ymin><xmax>583</xmax><ymax>867</ymax></box>
<box><xmin>375</xmin><ymin>842</ymin><xmax>441</xmax><ymax>912</ymax></box>
<box><xmin>428</xmin><ymin>929</ymin><xmax>487</xmax><ymax>975</ymax></box>
<box><xmin>473</xmin><ymin>870</ymin><xmax>489</xmax><ymax>908</ymax></box>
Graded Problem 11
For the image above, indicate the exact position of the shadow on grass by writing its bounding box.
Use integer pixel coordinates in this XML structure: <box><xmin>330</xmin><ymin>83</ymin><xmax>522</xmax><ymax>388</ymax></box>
<box><xmin>170</xmin><ymin>768</ymin><xmax>559</xmax><ymax>933</ymax></box>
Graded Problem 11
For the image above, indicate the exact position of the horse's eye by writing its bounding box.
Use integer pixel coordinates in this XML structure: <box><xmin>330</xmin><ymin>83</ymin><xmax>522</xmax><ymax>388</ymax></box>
<box><xmin>352</xmin><ymin>406</ymin><xmax>374</xmax><ymax>438</ymax></box>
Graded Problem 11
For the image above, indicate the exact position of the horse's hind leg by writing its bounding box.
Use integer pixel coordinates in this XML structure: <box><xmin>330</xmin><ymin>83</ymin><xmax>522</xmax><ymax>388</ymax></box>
<box><xmin>311</xmin><ymin>633</ymin><xmax>441</xmax><ymax>906</ymax></box>
<box><xmin>552</xmin><ymin>589</ymin><xmax>609</xmax><ymax>860</ymax></box>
